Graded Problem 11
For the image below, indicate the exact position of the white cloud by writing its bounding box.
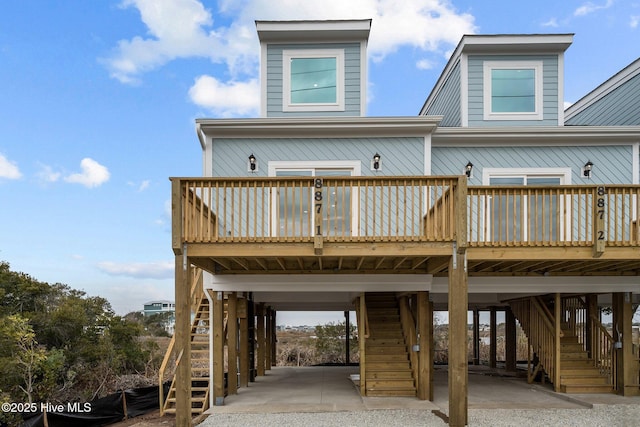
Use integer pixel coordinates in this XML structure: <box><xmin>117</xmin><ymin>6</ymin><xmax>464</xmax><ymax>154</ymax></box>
<box><xmin>574</xmin><ymin>0</ymin><xmax>614</xmax><ymax>17</ymax></box>
<box><xmin>97</xmin><ymin>260</ymin><xmax>174</xmax><ymax>279</ymax></box>
<box><xmin>105</xmin><ymin>0</ymin><xmax>476</xmax><ymax>86</ymax></box>
<box><xmin>36</xmin><ymin>164</ymin><xmax>62</xmax><ymax>183</ymax></box>
<box><xmin>541</xmin><ymin>18</ymin><xmax>559</xmax><ymax>27</ymax></box>
<box><xmin>0</xmin><ymin>153</ymin><xmax>22</xmax><ymax>179</ymax></box>
<box><xmin>416</xmin><ymin>59</ymin><xmax>435</xmax><ymax>70</ymax></box>
<box><xmin>631</xmin><ymin>15</ymin><xmax>640</xmax><ymax>29</ymax></box>
<box><xmin>189</xmin><ymin>75</ymin><xmax>260</xmax><ymax>116</ymax></box>
<box><xmin>64</xmin><ymin>158</ymin><xmax>110</xmax><ymax>188</ymax></box>
<box><xmin>128</xmin><ymin>179</ymin><xmax>151</xmax><ymax>191</ymax></box>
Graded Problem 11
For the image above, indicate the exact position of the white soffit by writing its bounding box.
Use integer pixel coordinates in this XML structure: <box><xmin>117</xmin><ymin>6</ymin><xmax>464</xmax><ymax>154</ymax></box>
<box><xmin>432</xmin><ymin>276</ymin><xmax>640</xmax><ymax>294</ymax></box>
<box><xmin>207</xmin><ymin>274</ymin><xmax>432</xmax><ymax>292</ymax></box>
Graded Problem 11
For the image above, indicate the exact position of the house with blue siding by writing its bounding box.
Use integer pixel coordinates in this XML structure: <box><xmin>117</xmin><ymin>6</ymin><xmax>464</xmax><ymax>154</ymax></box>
<box><xmin>162</xmin><ymin>20</ymin><xmax>640</xmax><ymax>426</ymax></box>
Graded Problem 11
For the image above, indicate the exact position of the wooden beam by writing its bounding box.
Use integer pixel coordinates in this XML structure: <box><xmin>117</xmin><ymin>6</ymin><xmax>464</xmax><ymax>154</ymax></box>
<box><xmin>271</xmin><ymin>310</ymin><xmax>277</xmax><ymax>367</ymax></box>
<box><xmin>356</xmin><ymin>257</ymin><xmax>365</xmax><ymax>270</ymax></box>
<box><xmin>231</xmin><ymin>258</ymin><xmax>249</xmax><ymax>270</ymax></box>
<box><xmin>417</xmin><ymin>291</ymin><xmax>433</xmax><ymax>400</ymax></box>
<box><xmin>275</xmin><ymin>258</ymin><xmax>286</xmax><ymax>270</ymax></box>
<box><xmin>554</xmin><ymin>293</ymin><xmax>561</xmax><ymax>392</ymax></box>
<box><xmin>358</xmin><ymin>295</ymin><xmax>366</xmax><ymax>396</ymax></box>
<box><xmin>489</xmin><ymin>307</ymin><xmax>497</xmax><ymax>369</ymax></box>
<box><xmin>256</xmin><ymin>303</ymin><xmax>266</xmax><ymax>377</ymax></box>
<box><xmin>212</xmin><ymin>291</ymin><xmax>225</xmax><ymax>406</ymax></box>
<box><xmin>472</xmin><ymin>309</ymin><xmax>480</xmax><ymax>366</ymax></box>
<box><xmin>174</xmin><ymin>256</ymin><xmax>191</xmax><ymax>426</ymax></box>
<box><xmin>212</xmin><ymin>258</ymin><xmax>232</xmax><ymax>270</ymax></box>
<box><xmin>265</xmin><ymin>308</ymin><xmax>272</xmax><ymax>370</ymax></box>
<box><xmin>448</xmin><ymin>253</ymin><xmax>468</xmax><ymax>427</ymax></box>
<box><xmin>254</xmin><ymin>258</ymin><xmax>268</xmax><ymax>270</ymax></box>
<box><xmin>393</xmin><ymin>257</ymin><xmax>408</xmax><ymax>269</ymax></box>
<box><xmin>239</xmin><ymin>297</ymin><xmax>249</xmax><ymax>387</ymax></box>
<box><xmin>505</xmin><ymin>307</ymin><xmax>516</xmax><ymax>372</ymax></box>
<box><xmin>227</xmin><ymin>292</ymin><xmax>238</xmax><ymax>395</ymax></box>
<box><xmin>613</xmin><ymin>292</ymin><xmax>639</xmax><ymax>396</ymax></box>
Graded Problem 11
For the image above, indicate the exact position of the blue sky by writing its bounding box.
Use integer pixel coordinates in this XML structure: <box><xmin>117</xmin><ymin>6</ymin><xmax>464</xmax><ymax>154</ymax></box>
<box><xmin>1</xmin><ymin>0</ymin><xmax>639</xmax><ymax>324</ymax></box>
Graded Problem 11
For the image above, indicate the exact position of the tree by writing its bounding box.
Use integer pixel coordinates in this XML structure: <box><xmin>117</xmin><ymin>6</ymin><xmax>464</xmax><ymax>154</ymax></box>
<box><xmin>314</xmin><ymin>321</ymin><xmax>358</xmax><ymax>364</ymax></box>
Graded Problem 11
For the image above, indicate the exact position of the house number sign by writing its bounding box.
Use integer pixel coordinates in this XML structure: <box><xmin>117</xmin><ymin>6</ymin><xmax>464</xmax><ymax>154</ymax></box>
<box><xmin>596</xmin><ymin>186</ymin><xmax>606</xmax><ymax>241</ymax></box>
<box><xmin>314</xmin><ymin>178</ymin><xmax>323</xmax><ymax>236</ymax></box>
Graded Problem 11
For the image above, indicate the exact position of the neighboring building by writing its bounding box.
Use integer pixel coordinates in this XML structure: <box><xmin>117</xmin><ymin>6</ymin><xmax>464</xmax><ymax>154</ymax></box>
<box><xmin>143</xmin><ymin>300</ymin><xmax>176</xmax><ymax>334</ymax></box>
<box><xmin>162</xmin><ymin>20</ymin><xmax>640</xmax><ymax>426</ymax></box>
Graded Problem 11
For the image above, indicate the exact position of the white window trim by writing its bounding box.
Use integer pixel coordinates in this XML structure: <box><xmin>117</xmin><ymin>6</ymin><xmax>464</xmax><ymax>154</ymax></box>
<box><xmin>483</xmin><ymin>61</ymin><xmax>543</xmax><ymax>121</ymax></box>
<box><xmin>282</xmin><ymin>49</ymin><xmax>345</xmax><ymax>112</ymax></box>
<box><xmin>482</xmin><ymin>168</ymin><xmax>572</xmax><ymax>242</ymax></box>
<box><xmin>268</xmin><ymin>160</ymin><xmax>360</xmax><ymax>237</ymax></box>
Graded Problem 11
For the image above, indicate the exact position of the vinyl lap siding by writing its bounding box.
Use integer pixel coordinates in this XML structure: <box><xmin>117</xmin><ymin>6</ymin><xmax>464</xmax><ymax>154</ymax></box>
<box><xmin>266</xmin><ymin>43</ymin><xmax>362</xmax><ymax>117</ymax></box>
<box><xmin>424</xmin><ymin>61</ymin><xmax>461</xmax><ymax>127</ymax></box>
<box><xmin>431</xmin><ymin>145</ymin><xmax>633</xmax><ymax>185</ymax></box>
<box><xmin>211</xmin><ymin>137</ymin><xmax>424</xmax><ymax>177</ymax></box>
<box><xmin>467</xmin><ymin>55</ymin><xmax>559</xmax><ymax>127</ymax></box>
<box><xmin>566</xmin><ymin>73</ymin><xmax>640</xmax><ymax>125</ymax></box>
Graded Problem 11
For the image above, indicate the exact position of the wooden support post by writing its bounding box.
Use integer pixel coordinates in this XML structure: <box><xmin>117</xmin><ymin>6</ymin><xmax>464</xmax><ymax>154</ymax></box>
<box><xmin>212</xmin><ymin>291</ymin><xmax>225</xmax><ymax>406</ymax></box>
<box><xmin>489</xmin><ymin>307</ymin><xmax>497</xmax><ymax>369</ymax></box>
<box><xmin>265</xmin><ymin>308</ymin><xmax>272</xmax><ymax>370</ymax></box>
<box><xmin>593</xmin><ymin>186</ymin><xmax>606</xmax><ymax>257</ymax></box>
<box><xmin>417</xmin><ymin>291</ymin><xmax>433</xmax><ymax>401</ymax></box>
<box><xmin>505</xmin><ymin>307</ymin><xmax>517</xmax><ymax>372</ymax></box>
<box><xmin>473</xmin><ymin>309</ymin><xmax>480</xmax><ymax>366</ymax></box>
<box><xmin>613</xmin><ymin>292</ymin><xmax>639</xmax><ymax>396</ymax></box>
<box><xmin>554</xmin><ymin>293</ymin><xmax>562</xmax><ymax>392</ymax></box>
<box><xmin>344</xmin><ymin>311</ymin><xmax>350</xmax><ymax>364</ymax></box>
<box><xmin>239</xmin><ymin>296</ymin><xmax>249</xmax><ymax>388</ymax></box>
<box><xmin>271</xmin><ymin>310</ymin><xmax>277</xmax><ymax>367</ymax></box>
<box><xmin>256</xmin><ymin>303</ymin><xmax>266</xmax><ymax>377</ymax></box>
<box><xmin>585</xmin><ymin>294</ymin><xmax>597</xmax><ymax>359</ymax></box>
<box><xmin>227</xmin><ymin>292</ymin><xmax>238</xmax><ymax>395</ymax></box>
<box><xmin>448</xmin><ymin>252</ymin><xmax>468</xmax><ymax>427</ymax></box>
<box><xmin>358</xmin><ymin>295</ymin><xmax>367</xmax><ymax>396</ymax></box>
<box><xmin>174</xmin><ymin>255</ymin><xmax>191</xmax><ymax>427</ymax></box>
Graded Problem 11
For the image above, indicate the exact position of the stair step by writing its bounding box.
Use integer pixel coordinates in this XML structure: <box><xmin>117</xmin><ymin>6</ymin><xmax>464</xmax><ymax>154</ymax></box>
<box><xmin>561</xmin><ymin>375</ymin><xmax>610</xmax><ymax>385</ymax></box>
<box><xmin>366</xmin><ymin>371</ymin><xmax>413</xmax><ymax>380</ymax></box>
<box><xmin>561</xmin><ymin>384</ymin><xmax>614</xmax><ymax>394</ymax></box>
<box><xmin>366</xmin><ymin>387</ymin><xmax>416</xmax><ymax>397</ymax></box>
<box><xmin>367</xmin><ymin>361</ymin><xmax>411</xmax><ymax>370</ymax></box>
<box><xmin>366</xmin><ymin>379</ymin><xmax>415</xmax><ymax>388</ymax></box>
<box><xmin>561</xmin><ymin>359</ymin><xmax>595</xmax><ymax>368</ymax></box>
<box><xmin>561</xmin><ymin>352</ymin><xmax>589</xmax><ymax>359</ymax></box>
<box><xmin>559</xmin><ymin>367</ymin><xmax>603</xmax><ymax>376</ymax></box>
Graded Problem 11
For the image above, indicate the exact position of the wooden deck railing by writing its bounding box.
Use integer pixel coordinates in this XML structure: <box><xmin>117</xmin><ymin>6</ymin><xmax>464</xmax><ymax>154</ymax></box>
<box><xmin>172</xmin><ymin>176</ymin><xmax>458</xmax><ymax>244</ymax></box>
<box><xmin>510</xmin><ymin>297</ymin><xmax>557</xmax><ymax>385</ymax></box>
<box><xmin>468</xmin><ymin>185</ymin><xmax>640</xmax><ymax>247</ymax></box>
<box><xmin>172</xmin><ymin>177</ymin><xmax>640</xmax><ymax>248</ymax></box>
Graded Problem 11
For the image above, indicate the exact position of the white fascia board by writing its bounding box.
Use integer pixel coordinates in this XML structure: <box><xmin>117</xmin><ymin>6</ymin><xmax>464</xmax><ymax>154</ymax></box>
<box><xmin>196</xmin><ymin>116</ymin><xmax>442</xmax><ymax>139</ymax></box>
<box><xmin>432</xmin><ymin>276</ymin><xmax>640</xmax><ymax>294</ymax></box>
<box><xmin>432</xmin><ymin>126</ymin><xmax>640</xmax><ymax>146</ymax></box>
<box><xmin>206</xmin><ymin>274</ymin><xmax>432</xmax><ymax>292</ymax></box>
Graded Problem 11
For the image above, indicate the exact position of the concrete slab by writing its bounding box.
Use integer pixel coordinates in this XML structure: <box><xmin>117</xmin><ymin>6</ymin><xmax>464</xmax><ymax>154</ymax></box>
<box><xmin>205</xmin><ymin>365</ymin><xmax>639</xmax><ymax>416</ymax></box>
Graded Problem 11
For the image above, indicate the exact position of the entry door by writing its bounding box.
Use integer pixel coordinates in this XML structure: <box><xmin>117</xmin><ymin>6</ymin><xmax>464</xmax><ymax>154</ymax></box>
<box><xmin>273</xmin><ymin>166</ymin><xmax>356</xmax><ymax>238</ymax></box>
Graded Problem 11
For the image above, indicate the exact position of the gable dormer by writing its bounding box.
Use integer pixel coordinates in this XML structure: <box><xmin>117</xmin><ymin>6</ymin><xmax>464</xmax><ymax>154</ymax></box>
<box><xmin>420</xmin><ymin>34</ymin><xmax>573</xmax><ymax>127</ymax></box>
<box><xmin>256</xmin><ymin>20</ymin><xmax>371</xmax><ymax>118</ymax></box>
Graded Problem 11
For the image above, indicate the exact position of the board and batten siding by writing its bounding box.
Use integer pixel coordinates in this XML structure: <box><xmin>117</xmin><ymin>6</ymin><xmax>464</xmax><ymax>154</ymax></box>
<box><xmin>266</xmin><ymin>43</ymin><xmax>362</xmax><ymax>117</ymax></box>
<box><xmin>467</xmin><ymin>55</ymin><xmax>560</xmax><ymax>127</ymax></box>
<box><xmin>423</xmin><ymin>61</ymin><xmax>462</xmax><ymax>127</ymax></box>
<box><xmin>431</xmin><ymin>145</ymin><xmax>634</xmax><ymax>185</ymax></box>
<box><xmin>211</xmin><ymin>137</ymin><xmax>424</xmax><ymax>177</ymax></box>
<box><xmin>565</xmin><ymin>73</ymin><xmax>640</xmax><ymax>126</ymax></box>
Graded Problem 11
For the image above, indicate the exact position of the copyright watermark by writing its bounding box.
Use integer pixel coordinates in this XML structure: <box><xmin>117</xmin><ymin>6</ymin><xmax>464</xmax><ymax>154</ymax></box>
<box><xmin>2</xmin><ymin>402</ymin><xmax>92</xmax><ymax>413</ymax></box>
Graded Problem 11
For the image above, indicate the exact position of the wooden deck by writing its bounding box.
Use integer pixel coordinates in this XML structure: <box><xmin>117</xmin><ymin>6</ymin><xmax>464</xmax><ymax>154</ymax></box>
<box><xmin>171</xmin><ymin>176</ymin><xmax>640</xmax><ymax>275</ymax></box>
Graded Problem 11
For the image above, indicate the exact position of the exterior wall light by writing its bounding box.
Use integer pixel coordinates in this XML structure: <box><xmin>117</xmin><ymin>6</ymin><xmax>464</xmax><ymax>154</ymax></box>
<box><xmin>583</xmin><ymin>161</ymin><xmax>593</xmax><ymax>178</ymax></box>
<box><xmin>372</xmin><ymin>153</ymin><xmax>381</xmax><ymax>171</ymax></box>
<box><xmin>465</xmin><ymin>161</ymin><xmax>474</xmax><ymax>178</ymax></box>
<box><xmin>248</xmin><ymin>153</ymin><xmax>257</xmax><ymax>172</ymax></box>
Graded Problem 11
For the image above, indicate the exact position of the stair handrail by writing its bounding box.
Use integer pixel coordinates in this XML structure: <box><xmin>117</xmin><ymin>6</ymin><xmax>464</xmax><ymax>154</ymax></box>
<box><xmin>159</xmin><ymin>268</ymin><xmax>204</xmax><ymax>415</ymax></box>
<box><xmin>588</xmin><ymin>312</ymin><xmax>616</xmax><ymax>388</ymax></box>
<box><xmin>398</xmin><ymin>296</ymin><xmax>419</xmax><ymax>385</ymax></box>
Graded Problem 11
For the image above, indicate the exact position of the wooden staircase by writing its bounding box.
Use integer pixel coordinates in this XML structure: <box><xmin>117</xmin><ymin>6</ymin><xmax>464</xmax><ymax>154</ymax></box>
<box><xmin>162</xmin><ymin>294</ymin><xmax>212</xmax><ymax>415</ymax></box>
<box><xmin>559</xmin><ymin>325</ymin><xmax>613</xmax><ymax>393</ymax></box>
<box><xmin>364</xmin><ymin>293</ymin><xmax>416</xmax><ymax>397</ymax></box>
<box><xmin>510</xmin><ymin>296</ymin><xmax>614</xmax><ymax>394</ymax></box>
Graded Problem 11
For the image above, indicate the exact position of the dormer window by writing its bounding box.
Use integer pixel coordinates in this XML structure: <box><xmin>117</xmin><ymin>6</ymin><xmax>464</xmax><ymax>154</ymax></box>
<box><xmin>483</xmin><ymin>61</ymin><xmax>543</xmax><ymax>121</ymax></box>
<box><xmin>282</xmin><ymin>49</ymin><xmax>345</xmax><ymax>112</ymax></box>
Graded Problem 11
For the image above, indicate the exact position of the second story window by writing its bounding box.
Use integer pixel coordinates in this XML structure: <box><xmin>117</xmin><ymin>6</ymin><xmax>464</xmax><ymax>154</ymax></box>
<box><xmin>483</xmin><ymin>61</ymin><xmax>543</xmax><ymax>121</ymax></box>
<box><xmin>283</xmin><ymin>49</ymin><xmax>345</xmax><ymax>112</ymax></box>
